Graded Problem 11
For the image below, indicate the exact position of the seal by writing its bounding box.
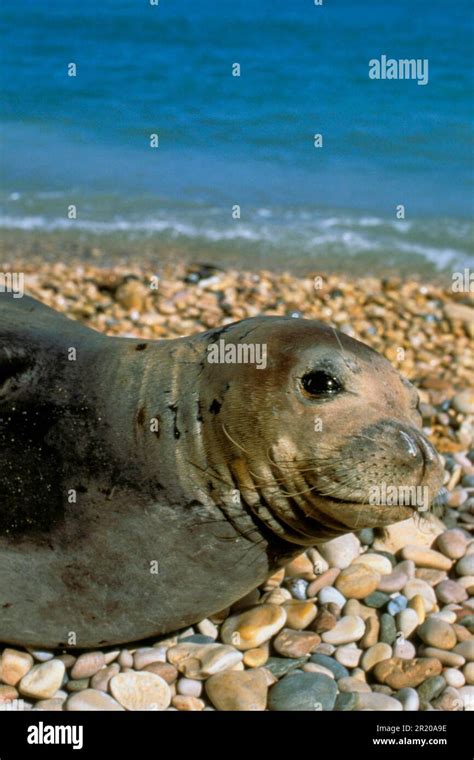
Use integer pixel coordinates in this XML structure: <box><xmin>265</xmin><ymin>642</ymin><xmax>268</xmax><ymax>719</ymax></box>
<box><xmin>0</xmin><ymin>294</ymin><xmax>443</xmax><ymax>648</ymax></box>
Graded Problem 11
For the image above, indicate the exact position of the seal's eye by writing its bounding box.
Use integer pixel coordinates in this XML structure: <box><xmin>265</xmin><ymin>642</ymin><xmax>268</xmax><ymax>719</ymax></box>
<box><xmin>301</xmin><ymin>371</ymin><xmax>342</xmax><ymax>397</ymax></box>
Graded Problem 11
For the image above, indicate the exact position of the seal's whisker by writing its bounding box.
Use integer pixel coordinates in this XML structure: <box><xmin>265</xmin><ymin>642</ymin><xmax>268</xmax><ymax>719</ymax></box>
<box><xmin>286</xmin><ymin>471</ymin><xmax>365</xmax><ymax>501</ymax></box>
<box><xmin>222</xmin><ymin>423</ymin><xmax>250</xmax><ymax>455</ymax></box>
<box><xmin>185</xmin><ymin>458</ymin><xmax>234</xmax><ymax>489</ymax></box>
<box><xmin>274</xmin><ymin>481</ymin><xmax>331</xmax><ymax>498</ymax></box>
<box><xmin>351</xmin><ymin>433</ymin><xmax>382</xmax><ymax>446</ymax></box>
<box><xmin>266</xmin><ymin>453</ymin><xmax>357</xmax><ymax>475</ymax></box>
<box><xmin>265</xmin><ymin>449</ymin><xmax>367</xmax><ymax>497</ymax></box>
<box><xmin>247</xmin><ymin>468</ymin><xmax>288</xmax><ymax>489</ymax></box>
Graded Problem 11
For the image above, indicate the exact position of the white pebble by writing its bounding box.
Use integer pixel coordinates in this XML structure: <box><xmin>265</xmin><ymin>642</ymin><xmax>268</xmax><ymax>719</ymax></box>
<box><xmin>444</xmin><ymin>668</ymin><xmax>465</xmax><ymax>688</ymax></box>
<box><xmin>396</xmin><ymin>687</ymin><xmax>419</xmax><ymax>711</ymax></box>
<box><xmin>335</xmin><ymin>644</ymin><xmax>362</xmax><ymax>668</ymax></box>
<box><xmin>318</xmin><ymin>586</ymin><xmax>346</xmax><ymax>608</ymax></box>
<box><xmin>177</xmin><ymin>678</ymin><xmax>203</xmax><ymax>697</ymax></box>
<box><xmin>396</xmin><ymin>609</ymin><xmax>419</xmax><ymax>638</ymax></box>
<box><xmin>318</xmin><ymin>533</ymin><xmax>361</xmax><ymax>569</ymax></box>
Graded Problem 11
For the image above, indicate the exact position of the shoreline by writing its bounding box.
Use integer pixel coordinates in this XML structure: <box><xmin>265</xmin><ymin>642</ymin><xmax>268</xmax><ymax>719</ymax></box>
<box><xmin>0</xmin><ymin>229</ymin><xmax>470</xmax><ymax>280</ymax></box>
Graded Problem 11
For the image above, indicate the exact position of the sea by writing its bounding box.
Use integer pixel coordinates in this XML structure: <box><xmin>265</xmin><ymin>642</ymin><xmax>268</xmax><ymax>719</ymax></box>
<box><xmin>0</xmin><ymin>0</ymin><xmax>473</xmax><ymax>274</ymax></box>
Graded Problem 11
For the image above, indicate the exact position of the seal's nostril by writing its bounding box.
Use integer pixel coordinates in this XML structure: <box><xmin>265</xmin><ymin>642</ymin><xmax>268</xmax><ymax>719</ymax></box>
<box><xmin>417</xmin><ymin>434</ymin><xmax>440</xmax><ymax>465</ymax></box>
<box><xmin>398</xmin><ymin>428</ymin><xmax>440</xmax><ymax>469</ymax></box>
<box><xmin>399</xmin><ymin>430</ymin><xmax>419</xmax><ymax>458</ymax></box>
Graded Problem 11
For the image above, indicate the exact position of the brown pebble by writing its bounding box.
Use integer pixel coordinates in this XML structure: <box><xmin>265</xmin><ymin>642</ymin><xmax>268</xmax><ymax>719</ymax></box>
<box><xmin>71</xmin><ymin>652</ymin><xmax>105</xmax><ymax>680</ymax></box>
<box><xmin>282</xmin><ymin>600</ymin><xmax>317</xmax><ymax>630</ymax></box>
<box><xmin>0</xmin><ymin>685</ymin><xmax>19</xmax><ymax>704</ymax></box>
<box><xmin>400</xmin><ymin>545</ymin><xmax>452</xmax><ymax>571</ymax></box>
<box><xmin>408</xmin><ymin>595</ymin><xmax>426</xmax><ymax>623</ymax></box>
<box><xmin>273</xmin><ymin>628</ymin><xmax>321</xmax><ymax>658</ymax></box>
<box><xmin>56</xmin><ymin>654</ymin><xmax>77</xmax><ymax>669</ymax></box>
<box><xmin>361</xmin><ymin>643</ymin><xmax>392</xmax><ymax>671</ymax></box>
<box><xmin>418</xmin><ymin>618</ymin><xmax>457</xmax><ymax>650</ymax></box>
<box><xmin>435</xmin><ymin>580</ymin><xmax>468</xmax><ymax>605</ymax></box>
<box><xmin>263</xmin><ymin>569</ymin><xmax>285</xmax><ymax>590</ymax></box>
<box><xmin>141</xmin><ymin>662</ymin><xmax>178</xmax><ymax>684</ymax></box>
<box><xmin>1</xmin><ymin>649</ymin><xmax>34</xmax><ymax>686</ymax></box>
<box><xmin>377</xmin><ymin>568</ymin><xmax>408</xmax><ymax>594</ymax></box>
<box><xmin>118</xmin><ymin>650</ymin><xmax>133</xmax><ymax>669</ymax></box>
<box><xmin>221</xmin><ymin>604</ymin><xmax>287</xmax><ymax>649</ymax></box>
<box><xmin>90</xmin><ymin>663</ymin><xmax>120</xmax><ymax>692</ymax></box>
<box><xmin>307</xmin><ymin>568</ymin><xmax>340</xmax><ymax>597</ymax></box>
<box><xmin>335</xmin><ymin>565</ymin><xmax>380</xmax><ymax>599</ymax></box>
<box><xmin>171</xmin><ymin>695</ymin><xmax>205</xmax><ymax>711</ymax></box>
<box><xmin>284</xmin><ymin>553</ymin><xmax>316</xmax><ymax>580</ymax></box>
<box><xmin>338</xmin><ymin>677</ymin><xmax>371</xmax><ymax>694</ymax></box>
<box><xmin>310</xmin><ymin>608</ymin><xmax>338</xmax><ymax>634</ymax></box>
<box><xmin>436</xmin><ymin>529</ymin><xmax>468</xmax><ymax>560</ymax></box>
<box><xmin>447</xmin><ymin>490</ymin><xmax>468</xmax><ymax>508</ymax></box>
<box><xmin>205</xmin><ymin>669</ymin><xmax>268</xmax><ymax>711</ymax></box>
<box><xmin>242</xmin><ymin>648</ymin><xmax>269</xmax><ymax>668</ymax></box>
<box><xmin>453</xmin><ymin>623</ymin><xmax>472</xmax><ymax>643</ymax></box>
<box><xmin>360</xmin><ymin>617</ymin><xmax>381</xmax><ymax>649</ymax></box>
<box><xmin>422</xmin><ymin>647</ymin><xmax>465</xmax><ymax>667</ymax></box>
<box><xmin>415</xmin><ymin>568</ymin><xmax>447</xmax><ymax>585</ymax></box>
<box><xmin>374</xmin><ymin>657</ymin><xmax>442</xmax><ymax>688</ymax></box>
<box><xmin>344</xmin><ymin>599</ymin><xmax>377</xmax><ymax>620</ymax></box>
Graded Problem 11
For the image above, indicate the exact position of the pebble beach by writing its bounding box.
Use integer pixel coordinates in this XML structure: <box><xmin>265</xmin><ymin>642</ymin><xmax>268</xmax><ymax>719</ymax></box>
<box><xmin>0</xmin><ymin>259</ymin><xmax>472</xmax><ymax>712</ymax></box>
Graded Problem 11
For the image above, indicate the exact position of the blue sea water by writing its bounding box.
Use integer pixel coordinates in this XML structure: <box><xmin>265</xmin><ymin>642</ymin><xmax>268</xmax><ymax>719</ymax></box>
<box><xmin>0</xmin><ymin>0</ymin><xmax>473</xmax><ymax>271</ymax></box>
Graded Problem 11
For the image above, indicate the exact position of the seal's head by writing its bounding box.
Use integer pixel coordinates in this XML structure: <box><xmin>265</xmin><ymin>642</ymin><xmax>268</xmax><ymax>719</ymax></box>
<box><xmin>197</xmin><ymin>317</ymin><xmax>444</xmax><ymax>544</ymax></box>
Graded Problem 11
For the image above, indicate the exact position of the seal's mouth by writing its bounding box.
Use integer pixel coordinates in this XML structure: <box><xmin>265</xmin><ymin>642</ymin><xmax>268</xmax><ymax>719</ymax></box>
<box><xmin>238</xmin><ymin>471</ymin><xmax>440</xmax><ymax>545</ymax></box>
<box><xmin>255</xmin><ymin>489</ymin><xmax>417</xmax><ymax>546</ymax></box>
<box><xmin>310</xmin><ymin>492</ymin><xmax>415</xmax><ymax>530</ymax></box>
<box><xmin>273</xmin><ymin>477</ymin><xmax>445</xmax><ymax>543</ymax></box>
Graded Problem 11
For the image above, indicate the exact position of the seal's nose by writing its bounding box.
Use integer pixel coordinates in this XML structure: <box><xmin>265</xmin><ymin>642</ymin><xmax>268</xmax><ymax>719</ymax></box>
<box><xmin>417</xmin><ymin>432</ymin><xmax>442</xmax><ymax>467</ymax></box>
<box><xmin>399</xmin><ymin>428</ymin><xmax>441</xmax><ymax>471</ymax></box>
<box><xmin>398</xmin><ymin>429</ymin><xmax>421</xmax><ymax>459</ymax></box>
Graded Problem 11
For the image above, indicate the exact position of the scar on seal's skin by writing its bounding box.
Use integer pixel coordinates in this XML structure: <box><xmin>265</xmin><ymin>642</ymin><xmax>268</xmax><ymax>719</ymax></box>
<box><xmin>136</xmin><ymin>406</ymin><xmax>146</xmax><ymax>427</ymax></box>
<box><xmin>196</xmin><ymin>400</ymin><xmax>204</xmax><ymax>422</ymax></box>
<box><xmin>168</xmin><ymin>403</ymin><xmax>180</xmax><ymax>439</ymax></box>
<box><xmin>209</xmin><ymin>399</ymin><xmax>222</xmax><ymax>415</ymax></box>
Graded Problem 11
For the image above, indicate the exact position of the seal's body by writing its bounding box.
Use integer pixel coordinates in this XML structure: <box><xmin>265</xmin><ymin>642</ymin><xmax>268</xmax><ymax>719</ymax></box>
<box><xmin>0</xmin><ymin>295</ymin><xmax>443</xmax><ymax>647</ymax></box>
